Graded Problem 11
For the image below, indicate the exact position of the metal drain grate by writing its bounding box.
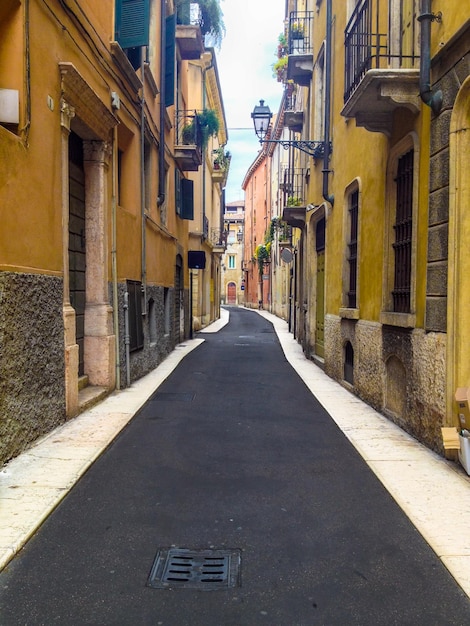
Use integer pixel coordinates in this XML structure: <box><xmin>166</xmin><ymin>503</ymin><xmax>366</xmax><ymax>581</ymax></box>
<box><xmin>147</xmin><ymin>548</ymin><xmax>241</xmax><ymax>590</ymax></box>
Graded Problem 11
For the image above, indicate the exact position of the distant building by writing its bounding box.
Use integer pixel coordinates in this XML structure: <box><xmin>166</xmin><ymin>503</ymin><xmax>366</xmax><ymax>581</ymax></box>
<box><xmin>221</xmin><ymin>201</ymin><xmax>245</xmax><ymax>305</ymax></box>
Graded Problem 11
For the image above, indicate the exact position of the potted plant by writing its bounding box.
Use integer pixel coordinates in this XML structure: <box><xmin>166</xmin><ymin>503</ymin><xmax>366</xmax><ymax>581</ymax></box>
<box><xmin>213</xmin><ymin>147</ymin><xmax>231</xmax><ymax>170</ymax></box>
<box><xmin>287</xmin><ymin>196</ymin><xmax>303</xmax><ymax>207</ymax></box>
<box><xmin>175</xmin><ymin>0</ymin><xmax>225</xmax><ymax>48</ymax></box>
<box><xmin>273</xmin><ymin>56</ymin><xmax>288</xmax><ymax>83</ymax></box>
<box><xmin>291</xmin><ymin>22</ymin><xmax>305</xmax><ymax>39</ymax></box>
<box><xmin>181</xmin><ymin>109</ymin><xmax>219</xmax><ymax>149</ymax></box>
<box><xmin>182</xmin><ymin>119</ymin><xmax>197</xmax><ymax>145</ymax></box>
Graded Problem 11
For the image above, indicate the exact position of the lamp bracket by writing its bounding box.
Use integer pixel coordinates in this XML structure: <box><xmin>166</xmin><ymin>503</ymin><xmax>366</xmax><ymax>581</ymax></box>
<box><xmin>259</xmin><ymin>139</ymin><xmax>332</xmax><ymax>158</ymax></box>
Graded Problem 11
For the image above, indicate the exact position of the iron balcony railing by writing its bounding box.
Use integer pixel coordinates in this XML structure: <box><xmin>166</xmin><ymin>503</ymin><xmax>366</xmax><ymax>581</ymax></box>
<box><xmin>175</xmin><ymin>110</ymin><xmax>202</xmax><ymax>148</ymax></box>
<box><xmin>344</xmin><ymin>0</ymin><xmax>418</xmax><ymax>103</ymax></box>
<box><xmin>176</xmin><ymin>1</ymin><xmax>202</xmax><ymax>27</ymax></box>
<box><xmin>280</xmin><ymin>166</ymin><xmax>306</xmax><ymax>208</ymax></box>
<box><xmin>210</xmin><ymin>227</ymin><xmax>227</xmax><ymax>248</ymax></box>
<box><xmin>288</xmin><ymin>11</ymin><xmax>313</xmax><ymax>56</ymax></box>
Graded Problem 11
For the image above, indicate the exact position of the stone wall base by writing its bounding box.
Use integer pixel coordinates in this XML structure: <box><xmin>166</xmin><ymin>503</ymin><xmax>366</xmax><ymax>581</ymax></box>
<box><xmin>324</xmin><ymin>315</ymin><xmax>446</xmax><ymax>453</ymax></box>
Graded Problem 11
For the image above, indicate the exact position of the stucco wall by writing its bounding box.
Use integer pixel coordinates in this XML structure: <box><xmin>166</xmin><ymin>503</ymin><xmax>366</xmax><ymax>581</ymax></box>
<box><xmin>0</xmin><ymin>273</ymin><xmax>65</xmax><ymax>465</ymax></box>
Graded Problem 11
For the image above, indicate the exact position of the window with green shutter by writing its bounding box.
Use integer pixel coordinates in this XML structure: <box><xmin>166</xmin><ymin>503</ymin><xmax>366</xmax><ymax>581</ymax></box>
<box><xmin>181</xmin><ymin>178</ymin><xmax>194</xmax><ymax>220</ymax></box>
<box><xmin>115</xmin><ymin>0</ymin><xmax>150</xmax><ymax>49</ymax></box>
<box><xmin>165</xmin><ymin>14</ymin><xmax>176</xmax><ymax>107</ymax></box>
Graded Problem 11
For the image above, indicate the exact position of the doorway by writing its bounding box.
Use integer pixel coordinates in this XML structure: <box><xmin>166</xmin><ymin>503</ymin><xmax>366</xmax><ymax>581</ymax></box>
<box><xmin>68</xmin><ymin>132</ymin><xmax>86</xmax><ymax>377</ymax></box>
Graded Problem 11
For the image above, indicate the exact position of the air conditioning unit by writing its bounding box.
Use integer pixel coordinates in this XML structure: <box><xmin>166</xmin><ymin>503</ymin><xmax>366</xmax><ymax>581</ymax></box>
<box><xmin>0</xmin><ymin>89</ymin><xmax>19</xmax><ymax>124</ymax></box>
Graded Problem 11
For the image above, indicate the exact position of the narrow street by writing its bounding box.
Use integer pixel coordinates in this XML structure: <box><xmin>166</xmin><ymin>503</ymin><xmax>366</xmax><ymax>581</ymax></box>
<box><xmin>1</xmin><ymin>307</ymin><xmax>469</xmax><ymax>625</ymax></box>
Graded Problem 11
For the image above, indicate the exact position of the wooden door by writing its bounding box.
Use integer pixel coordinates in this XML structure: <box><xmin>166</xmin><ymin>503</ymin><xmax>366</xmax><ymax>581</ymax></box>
<box><xmin>227</xmin><ymin>282</ymin><xmax>236</xmax><ymax>304</ymax></box>
<box><xmin>68</xmin><ymin>132</ymin><xmax>86</xmax><ymax>376</ymax></box>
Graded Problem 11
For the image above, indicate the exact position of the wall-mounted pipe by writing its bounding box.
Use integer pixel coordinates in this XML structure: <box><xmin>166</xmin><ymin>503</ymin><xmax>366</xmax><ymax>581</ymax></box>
<box><xmin>417</xmin><ymin>0</ymin><xmax>443</xmax><ymax>115</ymax></box>
<box><xmin>111</xmin><ymin>124</ymin><xmax>121</xmax><ymax>390</ymax></box>
<box><xmin>140</xmin><ymin>53</ymin><xmax>147</xmax><ymax>308</ymax></box>
<box><xmin>157</xmin><ymin>0</ymin><xmax>166</xmax><ymax>207</ymax></box>
<box><xmin>322</xmin><ymin>0</ymin><xmax>334</xmax><ymax>206</ymax></box>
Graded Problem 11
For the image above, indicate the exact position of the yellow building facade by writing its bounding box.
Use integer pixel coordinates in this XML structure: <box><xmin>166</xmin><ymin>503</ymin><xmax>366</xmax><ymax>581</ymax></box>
<box><xmin>248</xmin><ymin>0</ymin><xmax>470</xmax><ymax>457</ymax></box>
<box><xmin>0</xmin><ymin>0</ymin><xmax>228</xmax><ymax>464</ymax></box>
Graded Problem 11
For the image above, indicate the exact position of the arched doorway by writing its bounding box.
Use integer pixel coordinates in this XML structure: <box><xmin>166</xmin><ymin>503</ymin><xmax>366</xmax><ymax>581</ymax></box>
<box><xmin>227</xmin><ymin>282</ymin><xmax>237</xmax><ymax>304</ymax></box>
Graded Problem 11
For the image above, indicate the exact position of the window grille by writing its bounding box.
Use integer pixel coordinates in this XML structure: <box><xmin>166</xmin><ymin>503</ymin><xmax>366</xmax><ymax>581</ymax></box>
<box><xmin>347</xmin><ymin>190</ymin><xmax>359</xmax><ymax>308</ymax></box>
<box><xmin>127</xmin><ymin>280</ymin><xmax>144</xmax><ymax>351</ymax></box>
<box><xmin>392</xmin><ymin>149</ymin><xmax>413</xmax><ymax>313</ymax></box>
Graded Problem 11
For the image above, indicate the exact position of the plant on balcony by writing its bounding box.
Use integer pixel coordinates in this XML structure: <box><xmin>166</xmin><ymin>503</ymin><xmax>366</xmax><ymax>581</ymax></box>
<box><xmin>268</xmin><ymin>216</ymin><xmax>291</xmax><ymax>244</ymax></box>
<box><xmin>181</xmin><ymin>109</ymin><xmax>219</xmax><ymax>149</ymax></box>
<box><xmin>213</xmin><ymin>147</ymin><xmax>231</xmax><ymax>170</ymax></box>
<box><xmin>277</xmin><ymin>32</ymin><xmax>288</xmax><ymax>58</ymax></box>
<box><xmin>273</xmin><ymin>55</ymin><xmax>288</xmax><ymax>83</ymax></box>
<box><xmin>272</xmin><ymin>32</ymin><xmax>289</xmax><ymax>83</ymax></box>
<box><xmin>290</xmin><ymin>22</ymin><xmax>305</xmax><ymax>39</ymax></box>
<box><xmin>287</xmin><ymin>196</ymin><xmax>303</xmax><ymax>207</ymax></box>
<box><xmin>254</xmin><ymin>242</ymin><xmax>271</xmax><ymax>276</ymax></box>
<box><xmin>175</xmin><ymin>0</ymin><xmax>225</xmax><ymax>47</ymax></box>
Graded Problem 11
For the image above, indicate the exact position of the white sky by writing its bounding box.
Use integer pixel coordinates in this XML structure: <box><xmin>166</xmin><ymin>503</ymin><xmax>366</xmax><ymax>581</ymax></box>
<box><xmin>215</xmin><ymin>0</ymin><xmax>285</xmax><ymax>202</ymax></box>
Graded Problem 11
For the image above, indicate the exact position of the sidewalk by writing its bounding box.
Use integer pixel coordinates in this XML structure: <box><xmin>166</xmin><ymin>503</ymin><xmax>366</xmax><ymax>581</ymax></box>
<box><xmin>1</xmin><ymin>307</ymin><xmax>469</xmax><ymax>601</ymax></box>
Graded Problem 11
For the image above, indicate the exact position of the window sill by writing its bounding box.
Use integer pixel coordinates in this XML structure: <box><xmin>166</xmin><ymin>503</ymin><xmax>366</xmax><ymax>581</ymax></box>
<box><xmin>380</xmin><ymin>311</ymin><xmax>416</xmax><ymax>328</ymax></box>
<box><xmin>339</xmin><ymin>307</ymin><xmax>359</xmax><ymax>320</ymax></box>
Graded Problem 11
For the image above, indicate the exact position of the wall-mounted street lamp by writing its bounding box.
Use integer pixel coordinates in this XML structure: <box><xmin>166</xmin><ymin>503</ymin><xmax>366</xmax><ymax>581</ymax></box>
<box><xmin>251</xmin><ymin>100</ymin><xmax>327</xmax><ymax>158</ymax></box>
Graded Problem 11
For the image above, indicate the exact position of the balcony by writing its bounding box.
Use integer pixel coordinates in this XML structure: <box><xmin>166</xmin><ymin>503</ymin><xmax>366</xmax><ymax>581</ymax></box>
<box><xmin>341</xmin><ymin>0</ymin><xmax>420</xmax><ymax>135</ymax></box>
<box><xmin>176</xmin><ymin>2</ymin><xmax>204</xmax><ymax>60</ymax></box>
<box><xmin>287</xmin><ymin>11</ymin><xmax>314</xmax><ymax>87</ymax></box>
<box><xmin>284</xmin><ymin>91</ymin><xmax>304</xmax><ymax>133</ymax></box>
<box><xmin>280</xmin><ymin>167</ymin><xmax>307</xmax><ymax>229</ymax></box>
<box><xmin>212</xmin><ymin>148</ymin><xmax>231</xmax><ymax>186</ymax></box>
<box><xmin>174</xmin><ymin>110</ymin><xmax>202</xmax><ymax>171</ymax></box>
<box><xmin>210</xmin><ymin>227</ymin><xmax>227</xmax><ymax>253</ymax></box>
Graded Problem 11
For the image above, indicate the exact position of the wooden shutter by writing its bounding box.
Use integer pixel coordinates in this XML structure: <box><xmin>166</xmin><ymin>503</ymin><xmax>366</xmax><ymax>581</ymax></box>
<box><xmin>180</xmin><ymin>178</ymin><xmax>194</xmax><ymax>220</ymax></box>
<box><xmin>115</xmin><ymin>0</ymin><xmax>150</xmax><ymax>49</ymax></box>
<box><xmin>165</xmin><ymin>14</ymin><xmax>176</xmax><ymax>107</ymax></box>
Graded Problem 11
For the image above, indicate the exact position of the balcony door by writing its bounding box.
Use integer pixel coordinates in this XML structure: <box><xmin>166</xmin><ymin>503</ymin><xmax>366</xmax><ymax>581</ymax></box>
<box><xmin>400</xmin><ymin>0</ymin><xmax>416</xmax><ymax>66</ymax></box>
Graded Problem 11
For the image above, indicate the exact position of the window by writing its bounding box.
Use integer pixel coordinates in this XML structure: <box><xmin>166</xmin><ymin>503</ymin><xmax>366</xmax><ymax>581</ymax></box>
<box><xmin>228</xmin><ymin>255</ymin><xmax>236</xmax><ymax>269</ymax></box>
<box><xmin>314</xmin><ymin>45</ymin><xmax>325</xmax><ymax>141</ymax></box>
<box><xmin>392</xmin><ymin>149</ymin><xmax>413</xmax><ymax>313</ymax></box>
<box><xmin>0</xmin><ymin>1</ymin><xmax>22</xmax><ymax>133</ymax></box>
<box><xmin>347</xmin><ymin>189</ymin><xmax>359</xmax><ymax>308</ymax></box>
<box><xmin>127</xmin><ymin>280</ymin><xmax>144</xmax><ymax>351</ymax></box>
<box><xmin>382</xmin><ymin>135</ymin><xmax>418</xmax><ymax>326</ymax></box>
<box><xmin>164</xmin><ymin>287</ymin><xmax>171</xmax><ymax>336</ymax></box>
<box><xmin>165</xmin><ymin>14</ymin><xmax>176</xmax><ymax>107</ymax></box>
<box><xmin>115</xmin><ymin>0</ymin><xmax>150</xmax><ymax>49</ymax></box>
<box><xmin>175</xmin><ymin>170</ymin><xmax>194</xmax><ymax>220</ymax></box>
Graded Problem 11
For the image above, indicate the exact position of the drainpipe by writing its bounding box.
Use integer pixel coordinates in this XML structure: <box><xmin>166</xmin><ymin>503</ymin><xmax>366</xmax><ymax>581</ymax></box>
<box><xmin>123</xmin><ymin>291</ymin><xmax>131</xmax><ymax>387</ymax></box>
<box><xmin>111</xmin><ymin>124</ymin><xmax>121</xmax><ymax>390</ymax></box>
<box><xmin>157</xmin><ymin>0</ymin><xmax>166</xmax><ymax>207</ymax></box>
<box><xmin>322</xmin><ymin>0</ymin><xmax>334</xmax><ymax>206</ymax></box>
<box><xmin>417</xmin><ymin>0</ymin><xmax>443</xmax><ymax>115</ymax></box>
<box><xmin>140</xmin><ymin>53</ymin><xmax>147</xmax><ymax>308</ymax></box>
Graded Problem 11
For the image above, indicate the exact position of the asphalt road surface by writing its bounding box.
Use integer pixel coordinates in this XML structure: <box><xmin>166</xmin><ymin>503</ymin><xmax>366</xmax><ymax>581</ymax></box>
<box><xmin>1</xmin><ymin>308</ymin><xmax>469</xmax><ymax>625</ymax></box>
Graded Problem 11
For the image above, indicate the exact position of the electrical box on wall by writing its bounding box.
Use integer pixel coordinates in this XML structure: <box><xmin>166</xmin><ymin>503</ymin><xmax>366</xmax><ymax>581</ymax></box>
<box><xmin>0</xmin><ymin>88</ymin><xmax>19</xmax><ymax>124</ymax></box>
